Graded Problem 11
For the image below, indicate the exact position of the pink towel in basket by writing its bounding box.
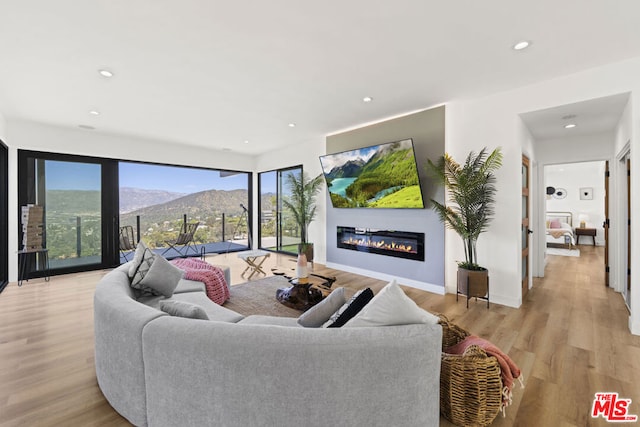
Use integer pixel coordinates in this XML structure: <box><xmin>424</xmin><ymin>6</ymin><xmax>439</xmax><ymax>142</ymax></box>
<box><xmin>445</xmin><ymin>335</ymin><xmax>524</xmax><ymax>412</ymax></box>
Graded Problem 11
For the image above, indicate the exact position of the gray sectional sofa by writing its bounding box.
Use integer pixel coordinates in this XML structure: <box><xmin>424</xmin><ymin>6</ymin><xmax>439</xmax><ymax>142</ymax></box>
<box><xmin>94</xmin><ymin>263</ymin><xmax>442</xmax><ymax>427</ymax></box>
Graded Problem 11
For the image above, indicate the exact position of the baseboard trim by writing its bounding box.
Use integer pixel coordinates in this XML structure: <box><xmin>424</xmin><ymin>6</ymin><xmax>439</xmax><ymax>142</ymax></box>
<box><xmin>325</xmin><ymin>262</ymin><xmax>445</xmax><ymax>295</ymax></box>
<box><xmin>630</xmin><ymin>316</ymin><xmax>640</xmax><ymax>336</ymax></box>
<box><xmin>487</xmin><ymin>293</ymin><xmax>521</xmax><ymax>308</ymax></box>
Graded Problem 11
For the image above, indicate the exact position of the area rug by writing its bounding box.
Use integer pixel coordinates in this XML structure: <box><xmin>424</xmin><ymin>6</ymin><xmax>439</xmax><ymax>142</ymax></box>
<box><xmin>547</xmin><ymin>247</ymin><xmax>580</xmax><ymax>257</ymax></box>
<box><xmin>222</xmin><ymin>275</ymin><xmax>303</xmax><ymax>318</ymax></box>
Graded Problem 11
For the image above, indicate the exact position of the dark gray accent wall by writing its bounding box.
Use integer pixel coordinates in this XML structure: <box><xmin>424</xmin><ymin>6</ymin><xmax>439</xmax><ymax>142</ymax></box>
<box><xmin>325</xmin><ymin>106</ymin><xmax>445</xmax><ymax>288</ymax></box>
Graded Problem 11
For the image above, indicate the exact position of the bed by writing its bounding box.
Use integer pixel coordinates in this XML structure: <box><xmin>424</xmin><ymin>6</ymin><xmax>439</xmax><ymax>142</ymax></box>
<box><xmin>546</xmin><ymin>211</ymin><xmax>575</xmax><ymax>249</ymax></box>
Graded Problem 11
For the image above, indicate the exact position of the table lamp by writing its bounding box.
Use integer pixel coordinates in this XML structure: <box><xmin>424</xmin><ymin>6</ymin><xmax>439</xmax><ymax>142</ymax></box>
<box><xmin>578</xmin><ymin>213</ymin><xmax>589</xmax><ymax>228</ymax></box>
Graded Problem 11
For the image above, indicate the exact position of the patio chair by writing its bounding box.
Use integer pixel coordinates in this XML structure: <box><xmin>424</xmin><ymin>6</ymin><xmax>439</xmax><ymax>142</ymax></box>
<box><xmin>162</xmin><ymin>221</ymin><xmax>200</xmax><ymax>257</ymax></box>
<box><xmin>119</xmin><ymin>226</ymin><xmax>136</xmax><ymax>261</ymax></box>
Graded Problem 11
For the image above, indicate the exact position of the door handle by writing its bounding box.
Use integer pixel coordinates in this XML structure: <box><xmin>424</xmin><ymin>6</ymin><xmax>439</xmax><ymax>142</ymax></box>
<box><xmin>527</xmin><ymin>229</ymin><xmax>533</xmax><ymax>234</ymax></box>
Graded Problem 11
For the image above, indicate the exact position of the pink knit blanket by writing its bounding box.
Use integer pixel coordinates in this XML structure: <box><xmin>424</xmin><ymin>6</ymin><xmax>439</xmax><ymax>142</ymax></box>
<box><xmin>445</xmin><ymin>335</ymin><xmax>524</xmax><ymax>411</ymax></box>
<box><xmin>171</xmin><ymin>258</ymin><xmax>229</xmax><ymax>305</ymax></box>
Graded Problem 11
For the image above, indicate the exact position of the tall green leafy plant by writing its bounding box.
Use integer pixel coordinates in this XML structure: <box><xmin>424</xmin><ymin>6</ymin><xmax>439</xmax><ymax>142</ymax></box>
<box><xmin>426</xmin><ymin>147</ymin><xmax>503</xmax><ymax>271</ymax></box>
<box><xmin>281</xmin><ymin>171</ymin><xmax>324</xmax><ymax>244</ymax></box>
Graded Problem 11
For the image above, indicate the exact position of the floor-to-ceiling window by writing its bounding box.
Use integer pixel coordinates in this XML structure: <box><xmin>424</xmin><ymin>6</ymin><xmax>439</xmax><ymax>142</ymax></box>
<box><xmin>0</xmin><ymin>140</ymin><xmax>8</xmax><ymax>292</ymax></box>
<box><xmin>18</xmin><ymin>151</ymin><xmax>118</xmax><ymax>276</ymax></box>
<box><xmin>119</xmin><ymin>161</ymin><xmax>251</xmax><ymax>259</ymax></box>
<box><xmin>258</xmin><ymin>165</ymin><xmax>302</xmax><ymax>254</ymax></box>
<box><xmin>18</xmin><ymin>150</ymin><xmax>252</xmax><ymax>278</ymax></box>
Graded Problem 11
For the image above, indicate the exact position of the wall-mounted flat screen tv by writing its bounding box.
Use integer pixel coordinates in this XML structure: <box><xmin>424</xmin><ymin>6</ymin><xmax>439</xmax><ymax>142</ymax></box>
<box><xmin>319</xmin><ymin>138</ymin><xmax>424</xmax><ymax>208</ymax></box>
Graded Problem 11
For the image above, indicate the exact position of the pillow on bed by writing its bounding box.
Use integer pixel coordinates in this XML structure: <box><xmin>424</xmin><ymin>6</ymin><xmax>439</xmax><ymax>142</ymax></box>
<box><xmin>549</xmin><ymin>219</ymin><xmax>562</xmax><ymax>229</ymax></box>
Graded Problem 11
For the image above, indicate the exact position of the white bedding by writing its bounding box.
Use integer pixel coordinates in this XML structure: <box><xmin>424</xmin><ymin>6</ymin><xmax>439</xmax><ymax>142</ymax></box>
<box><xmin>546</xmin><ymin>221</ymin><xmax>575</xmax><ymax>247</ymax></box>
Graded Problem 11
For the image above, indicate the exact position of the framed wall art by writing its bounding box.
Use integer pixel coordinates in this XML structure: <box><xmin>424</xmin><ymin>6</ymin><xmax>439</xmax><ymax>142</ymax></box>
<box><xmin>580</xmin><ymin>187</ymin><xmax>593</xmax><ymax>200</ymax></box>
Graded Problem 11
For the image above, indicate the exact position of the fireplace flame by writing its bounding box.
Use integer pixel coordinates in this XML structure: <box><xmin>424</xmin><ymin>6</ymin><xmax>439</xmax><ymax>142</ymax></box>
<box><xmin>342</xmin><ymin>236</ymin><xmax>415</xmax><ymax>254</ymax></box>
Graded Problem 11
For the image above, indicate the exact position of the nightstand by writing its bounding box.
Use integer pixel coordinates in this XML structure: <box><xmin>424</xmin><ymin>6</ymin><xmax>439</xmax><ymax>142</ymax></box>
<box><xmin>575</xmin><ymin>227</ymin><xmax>597</xmax><ymax>246</ymax></box>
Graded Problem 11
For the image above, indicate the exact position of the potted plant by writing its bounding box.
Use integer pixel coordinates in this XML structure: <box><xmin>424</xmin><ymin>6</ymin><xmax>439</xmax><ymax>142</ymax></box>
<box><xmin>426</xmin><ymin>147</ymin><xmax>503</xmax><ymax>305</ymax></box>
<box><xmin>281</xmin><ymin>171</ymin><xmax>324</xmax><ymax>265</ymax></box>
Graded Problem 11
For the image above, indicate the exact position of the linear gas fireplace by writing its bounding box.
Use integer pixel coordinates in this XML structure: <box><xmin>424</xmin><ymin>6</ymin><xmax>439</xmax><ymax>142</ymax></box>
<box><xmin>337</xmin><ymin>226</ymin><xmax>425</xmax><ymax>261</ymax></box>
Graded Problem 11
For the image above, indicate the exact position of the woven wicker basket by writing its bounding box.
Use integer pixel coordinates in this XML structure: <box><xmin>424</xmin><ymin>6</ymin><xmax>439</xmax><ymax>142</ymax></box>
<box><xmin>438</xmin><ymin>315</ymin><xmax>503</xmax><ymax>427</ymax></box>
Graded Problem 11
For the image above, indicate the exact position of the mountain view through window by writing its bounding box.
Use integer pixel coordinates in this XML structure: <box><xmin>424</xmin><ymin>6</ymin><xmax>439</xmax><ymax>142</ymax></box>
<box><xmin>118</xmin><ymin>162</ymin><xmax>252</xmax><ymax>257</ymax></box>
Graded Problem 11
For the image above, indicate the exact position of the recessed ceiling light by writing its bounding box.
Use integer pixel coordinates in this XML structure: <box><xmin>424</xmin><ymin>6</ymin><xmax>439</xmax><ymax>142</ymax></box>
<box><xmin>78</xmin><ymin>124</ymin><xmax>95</xmax><ymax>130</ymax></box>
<box><xmin>244</xmin><ymin>140</ymin><xmax>249</xmax><ymax>144</ymax></box>
<box><xmin>513</xmin><ymin>41</ymin><xmax>530</xmax><ymax>51</ymax></box>
<box><xmin>288</xmin><ymin>123</ymin><xmax>296</xmax><ymax>128</ymax></box>
<box><xmin>89</xmin><ymin>110</ymin><xmax>100</xmax><ymax>116</ymax></box>
<box><xmin>564</xmin><ymin>123</ymin><xmax>577</xmax><ymax>129</ymax></box>
<box><xmin>98</xmin><ymin>69</ymin><xmax>114</xmax><ymax>78</ymax></box>
<box><xmin>363</xmin><ymin>96</ymin><xmax>373</xmax><ymax>103</ymax></box>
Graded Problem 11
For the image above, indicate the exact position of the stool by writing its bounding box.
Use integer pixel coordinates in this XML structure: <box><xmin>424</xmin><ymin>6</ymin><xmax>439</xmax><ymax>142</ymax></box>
<box><xmin>238</xmin><ymin>250</ymin><xmax>270</xmax><ymax>279</ymax></box>
<box><xmin>17</xmin><ymin>248</ymin><xmax>50</xmax><ymax>286</ymax></box>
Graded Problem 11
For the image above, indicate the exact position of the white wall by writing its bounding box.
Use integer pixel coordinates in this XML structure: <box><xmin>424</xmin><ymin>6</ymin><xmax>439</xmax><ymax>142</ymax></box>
<box><xmin>6</xmin><ymin>119</ymin><xmax>257</xmax><ymax>281</ymax></box>
<box><xmin>545</xmin><ymin>161</ymin><xmax>607</xmax><ymax>245</ymax></box>
<box><xmin>255</xmin><ymin>136</ymin><xmax>327</xmax><ymax>264</ymax></box>
<box><xmin>446</xmin><ymin>55</ymin><xmax>640</xmax><ymax>335</ymax></box>
<box><xmin>0</xmin><ymin>112</ymin><xmax>6</xmax><ymax>140</ymax></box>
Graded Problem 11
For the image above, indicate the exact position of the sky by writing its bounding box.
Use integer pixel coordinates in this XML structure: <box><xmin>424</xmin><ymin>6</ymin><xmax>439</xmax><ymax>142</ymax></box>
<box><xmin>45</xmin><ymin>161</ymin><xmax>101</xmax><ymax>190</ymax></box>
<box><xmin>319</xmin><ymin>138</ymin><xmax>413</xmax><ymax>174</ymax></box>
<box><xmin>44</xmin><ymin>160</ymin><xmax>249</xmax><ymax>192</ymax></box>
<box><xmin>119</xmin><ymin>163</ymin><xmax>248</xmax><ymax>193</ymax></box>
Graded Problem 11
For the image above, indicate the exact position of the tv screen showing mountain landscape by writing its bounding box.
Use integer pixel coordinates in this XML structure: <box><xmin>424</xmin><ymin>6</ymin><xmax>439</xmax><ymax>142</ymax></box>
<box><xmin>319</xmin><ymin>139</ymin><xmax>424</xmax><ymax>208</ymax></box>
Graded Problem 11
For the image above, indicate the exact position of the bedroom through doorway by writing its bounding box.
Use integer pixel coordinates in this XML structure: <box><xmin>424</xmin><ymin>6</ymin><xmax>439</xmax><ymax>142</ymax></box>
<box><xmin>543</xmin><ymin>161</ymin><xmax>607</xmax><ymax>285</ymax></box>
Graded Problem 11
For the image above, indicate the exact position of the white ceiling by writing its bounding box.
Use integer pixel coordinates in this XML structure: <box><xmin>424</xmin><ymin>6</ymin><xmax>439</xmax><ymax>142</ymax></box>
<box><xmin>1</xmin><ymin>1</ymin><xmax>640</xmax><ymax>155</ymax></box>
<box><xmin>520</xmin><ymin>92</ymin><xmax>630</xmax><ymax>140</ymax></box>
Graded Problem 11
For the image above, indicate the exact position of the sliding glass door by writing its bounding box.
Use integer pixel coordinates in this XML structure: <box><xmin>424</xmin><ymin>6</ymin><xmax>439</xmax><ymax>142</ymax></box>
<box><xmin>18</xmin><ymin>151</ymin><xmax>119</xmax><ymax>276</ymax></box>
<box><xmin>18</xmin><ymin>150</ymin><xmax>253</xmax><ymax>278</ymax></box>
<box><xmin>0</xmin><ymin>141</ymin><xmax>7</xmax><ymax>292</ymax></box>
<box><xmin>258</xmin><ymin>165</ymin><xmax>302</xmax><ymax>254</ymax></box>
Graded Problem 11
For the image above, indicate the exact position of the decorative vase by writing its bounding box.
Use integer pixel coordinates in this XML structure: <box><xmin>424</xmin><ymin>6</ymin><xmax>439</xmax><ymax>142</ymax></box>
<box><xmin>298</xmin><ymin>242</ymin><xmax>314</xmax><ymax>270</ymax></box>
<box><xmin>296</xmin><ymin>253</ymin><xmax>308</xmax><ymax>284</ymax></box>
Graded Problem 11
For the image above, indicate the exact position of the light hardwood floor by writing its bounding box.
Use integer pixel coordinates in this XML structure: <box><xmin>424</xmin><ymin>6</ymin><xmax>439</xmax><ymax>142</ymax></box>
<box><xmin>0</xmin><ymin>246</ymin><xmax>638</xmax><ymax>426</ymax></box>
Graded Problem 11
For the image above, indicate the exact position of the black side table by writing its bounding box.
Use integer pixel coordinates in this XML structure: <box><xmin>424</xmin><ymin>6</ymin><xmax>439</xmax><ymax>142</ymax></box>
<box><xmin>17</xmin><ymin>248</ymin><xmax>50</xmax><ymax>286</ymax></box>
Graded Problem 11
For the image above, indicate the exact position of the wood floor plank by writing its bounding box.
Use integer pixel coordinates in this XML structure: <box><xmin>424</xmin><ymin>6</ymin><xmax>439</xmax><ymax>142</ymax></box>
<box><xmin>0</xmin><ymin>245</ymin><xmax>637</xmax><ymax>426</ymax></box>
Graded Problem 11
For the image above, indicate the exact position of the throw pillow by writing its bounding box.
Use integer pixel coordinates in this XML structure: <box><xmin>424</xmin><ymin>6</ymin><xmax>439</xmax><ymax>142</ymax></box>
<box><xmin>323</xmin><ymin>288</ymin><xmax>374</xmax><ymax>328</ymax></box>
<box><xmin>549</xmin><ymin>219</ymin><xmax>562</xmax><ymax>229</ymax></box>
<box><xmin>343</xmin><ymin>279</ymin><xmax>439</xmax><ymax>327</ymax></box>
<box><xmin>297</xmin><ymin>287</ymin><xmax>346</xmax><ymax>328</ymax></box>
<box><xmin>132</xmin><ymin>253</ymin><xmax>184</xmax><ymax>297</ymax></box>
<box><xmin>131</xmin><ymin>246</ymin><xmax>156</xmax><ymax>287</ymax></box>
<box><xmin>159</xmin><ymin>300</ymin><xmax>209</xmax><ymax>320</ymax></box>
<box><xmin>128</xmin><ymin>240</ymin><xmax>149</xmax><ymax>278</ymax></box>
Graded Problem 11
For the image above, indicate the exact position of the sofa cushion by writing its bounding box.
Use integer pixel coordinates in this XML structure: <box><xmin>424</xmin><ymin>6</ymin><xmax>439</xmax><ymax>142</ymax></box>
<box><xmin>174</xmin><ymin>279</ymin><xmax>206</xmax><ymax>294</ymax></box>
<box><xmin>238</xmin><ymin>315</ymin><xmax>301</xmax><ymax>327</ymax></box>
<box><xmin>344</xmin><ymin>280</ymin><xmax>439</xmax><ymax>327</ymax></box>
<box><xmin>132</xmin><ymin>252</ymin><xmax>183</xmax><ymax>298</ymax></box>
<box><xmin>297</xmin><ymin>287</ymin><xmax>346</xmax><ymax>328</ymax></box>
<box><xmin>324</xmin><ymin>288</ymin><xmax>374</xmax><ymax>328</ymax></box>
<box><xmin>159</xmin><ymin>300</ymin><xmax>209</xmax><ymax>320</ymax></box>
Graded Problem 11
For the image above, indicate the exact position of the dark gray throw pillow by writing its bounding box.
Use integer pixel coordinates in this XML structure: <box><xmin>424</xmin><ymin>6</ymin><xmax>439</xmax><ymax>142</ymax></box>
<box><xmin>159</xmin><ymin>300</ymin><xmax>209</xmax><ymax>320</ymax></box>
<box><xmin>298</xmin><ymin>287</ymin><xmax>346</xmax><ymax>328</ymax></box>
<box><xmin>323</xmin><ymin>288</ymin><xmax>374</xmax><ymax>328</ymax></box>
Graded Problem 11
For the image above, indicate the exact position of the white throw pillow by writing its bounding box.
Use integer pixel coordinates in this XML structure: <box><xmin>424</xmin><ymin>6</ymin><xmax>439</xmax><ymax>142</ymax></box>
<box><xmin>343</xmin><ymin>279</ymin><xmax>439</xmax><ymax>327</ymax></box>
